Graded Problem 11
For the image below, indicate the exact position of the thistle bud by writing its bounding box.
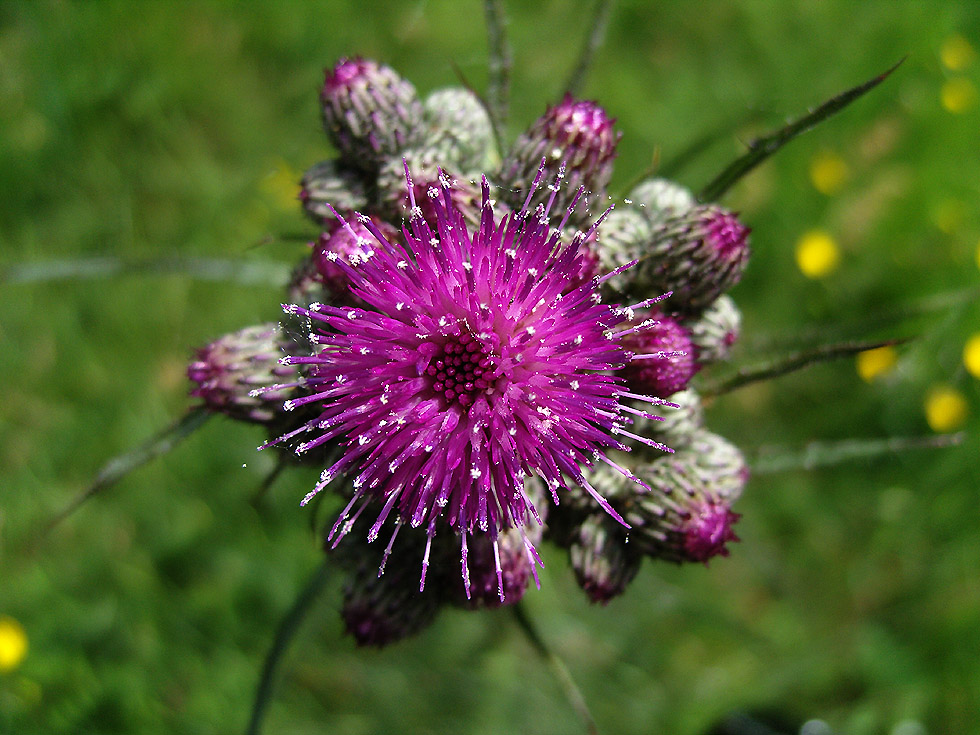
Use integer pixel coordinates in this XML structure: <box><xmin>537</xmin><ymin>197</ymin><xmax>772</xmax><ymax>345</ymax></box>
<box><xmin>298</xmin><ymin>160</ymin><xmax>369</xmax><ymax>225</ymax></box>
<box><xmin>569</xmin><ymin>513</ymin><xmax>643</xmax><ymax>604</ymax></box>
<box><xmin>499</xmin><ymin>95</ymin><xmax>619</xmax><ymax>226</ymax></box>
<box><xmin>620</xmin><ymin>310</ymin><xmax>698</xmax><ymax>398</ymax></box>
<box><xmin>312</xmin><ymin>214</ymin><xmax>399</xmax><ymax>305</ymax></box>
<box><xmin>320</xmin><ymin>58</ymin><xmax>423</xmax><ymax>171</ymax></box>
<box><xmin>627</xmin><ymin>431</ymin><xmax>747</xmax><ymax>564</ymax></box>
<box><xmin>422</xmin><ymin>87</ymin><xmax>496</xmax><ymax>172</ymax></box>
<box><xmin>594</xmin><ymin>205</ymin><xmax>654</xmax><ymax>294</ymax></box>
<box><xmin>628</xmin><ymin>388</ymin><xmax>705</xmax><ymax>450</ymax></box>
<box><xmin>631</xmin><ymin>205</ymin><xmax>750</xmax><ymax>312</ymax></box>
<box><xmin>187</xmin><ymin>324</ymin><xmax>296</xmax><ymax>424</ymax></box>
<box><xmin>629</xmin><ymin>177</ymin><xmax>695</xmax><ymax>222</ymax></box>
<box><xmin>450</xmin><ymin>524</ymin><xmax>542</xmax><ymax>609</ymax></box>
<box><xmin>376</xmin><ymin>151</ymin><xmax>484</xmax><ymax>228</ymax></box>
<box><xmin>683</xmin><ymin>294</ymin><xmax>742</xmax><ymax>364</ymax></box>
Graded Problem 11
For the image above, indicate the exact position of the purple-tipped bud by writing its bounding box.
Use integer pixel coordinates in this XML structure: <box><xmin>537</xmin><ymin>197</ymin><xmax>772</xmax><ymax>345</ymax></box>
<box><xmin>312</xmin><ymin>215</ymin><xmax>399</xmax><ymax>304</ymax></box>
<box><xmin>187</xmin><ymin>324</ymin><xmax>297</xmax><ymax>423</ymax></box>
<box><xmin>569</xmin><ymin>513</ymin><xmax>642</xmax><ymax>604</ymax></box>
<box><xmin>632</xmin><ymin>205</ymin><xmax>751</xmax><ymax>312</ymax></box>
<box><xmin>620</xmin><ymin>310</ymin><xmax>698</xmax><ymax>398</ymax></box>
<box><xmin>628</xmin><ymin>177</ymin><xmax>695</xmax><ymax>222</ymax></box>
<box><xmin>450</xmin><ymin>525</ymin><xmax>541</xmax><ymax>609</ymax></box>
<box><xmin>299</xmin><ymin>160</ymin><xmax>369</xmax><ymax>225</ymax></box>
<box><xmin>376</xmin><ymin>151</ymin><xmax>486</xmax><ymax>229</ymax></box>
<box><xmin>422</xmin><ymin>87</ymin><xmax>496</xmax><ymax>172</ymax></box>
<box><xmin>627</xmin><ymin>431</ymin><xmax>747</xmax><ymax>564</ymax></box>
<box><xmin>320</xmin><ymin>58</ymin><xmax>423</xmax><ymax>171</ymax></box>
<box><xmin>499</xmin><ymin>95</ymin><xmax>620</xmax><ymax>226</ymax></box>
<box><xmin>683</xmin><ymin>294</ymin><xmax>742</xmax><ymax>365</ymax></box>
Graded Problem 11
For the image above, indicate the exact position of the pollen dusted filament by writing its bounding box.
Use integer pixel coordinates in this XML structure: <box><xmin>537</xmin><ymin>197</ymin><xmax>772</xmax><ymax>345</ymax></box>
<box><xmin>423</xmin><ymin>332</ymin><xmax>496</xmax><ymax>407</ymax></box>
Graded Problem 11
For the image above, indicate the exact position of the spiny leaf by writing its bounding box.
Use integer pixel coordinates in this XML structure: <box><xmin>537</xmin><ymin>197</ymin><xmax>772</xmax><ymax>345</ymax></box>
<box><xmin>701</xmin><ymin>337</ymin><xmax>910</xmax><ymax>398</ymax></box>
<box><xmin>563</xmin><ymin>0</ymin><xmax>615</xmax><ymax>98</ymax></box>
<box><xmin>749</xmin><ymin>432</ymin><xmax>965</xmax><ymax>475</ymax></box>
<box><xmin>698</xmin><ymin>57</ymin><xmax>906</xmax><ymax>203</ymax></box>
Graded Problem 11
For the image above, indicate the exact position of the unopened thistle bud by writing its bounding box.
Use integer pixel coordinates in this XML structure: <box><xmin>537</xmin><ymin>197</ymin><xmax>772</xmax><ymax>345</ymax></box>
<box><xmin>627</xmin><ymin>431</ymin><xmax>747</xmax><ymax>564</ymax></box>
<box><xmin>620</xmin><ymin>310</ymin><xmax>698</xmax><ymax>399</ymax></box>
<box><xmin>312</xmin><ymin>214</ymin><xmax>399</xmax><ymax>304</ymax></box>
<box><xmin>320</xmin><ymin>57</ymin><xmax>423</xmax><ymax>171</ymax></box>
<box><xmin>340</xmin><ymin>563</ymin><xmax>443</xmax><ymax>648</ymax></box>
<box><xmin>422</xmin><ymin>87</ymin><xmax>496</xmax><ymax>172</ymax></box>
<box><xmin>629</xmin><ymin>177</ymin><xmax>695</xmax><ymax>222</ymax></box>
<box><xmin>450</xmin><ymin>524</ymin><xmax>542</xmax><ymax>609</ymax></box>
<box><xmin>499</xmin><ymin>95</ymin><xmax>619</xmax><ymax>226</ymax></box>
<box><xmin>632</xmin><ymin>205</ymin><xmax>751</xmax><ymax>312</ymax></box>
<box><xmin>376</xmin><ymin>151</ymin><xmax>484</xmax><ymax>228</ymax></box>
<box><xmin>569</xmin><ymin>512</ymin><xmax>643</xmax><ymax>604</ymax></box>
<box><xmin>684</xmin><ymin>294</ymin><xmax>742</xmax><ymax>364</ymax></box>
<box><xmin>594</xmin><ymin>205</ymin><xmax>654</xmax><ymax>294</ymax></box>
<box><xmin>628</xmin><ymin>388</ymin><xmax>705</xmax><ymax>450</ymax></box>
<box><xmin>299</xmin><ymin>160</ymin><xmax>369</xmax><ymax>225</ymax></box>
<box><xmin>187</xmin><ymin>324</ymin><xmax>297</xmax><ymax>423</ymax></box>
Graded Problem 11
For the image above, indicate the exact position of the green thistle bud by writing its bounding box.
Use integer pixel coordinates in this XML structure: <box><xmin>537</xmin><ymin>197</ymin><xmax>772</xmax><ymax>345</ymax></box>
<box><xmin>376</xmin><ymin>150</ymin><xmax>485</xmax><ymax>228</ymax></box>
<box><xmin>683</xmin><ymin>294</ymin><xmax>742</xmax><ymax>364</ymax></box>
<box><xmin>299</xmin><ymin>160</ymin><xmax>369</xmax><ymax>225</ymax></box>
<box><xmin>569</xmin><ymin>512</ymin><xmax>642</xmax><ymax>604</ymax></box>
<box><xmin>422</xmin><ymin>87</ymin><xmax>496</xmax><ymax>172</ymax></box>
<box><xmin>628</xmin><ymin>388</ymin><xmax>705</xmax><ymax>450</ymax></box>
<box><xmin>595</xmin><ymin>205</ymin><xmax>654</xmax><ymax>294</ymax></box>
<box><xmin>628</xmin><ymin>177</ymin><xmax>695</xmax><ymax>222</ymax></box>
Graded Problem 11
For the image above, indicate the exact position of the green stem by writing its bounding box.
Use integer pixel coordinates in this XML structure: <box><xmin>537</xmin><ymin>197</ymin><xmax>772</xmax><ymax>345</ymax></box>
<box><xmin>484</xmin><ymin>0</ymin><xmax>512</xmax><ymax>148</ymax></box>
<box><xmin>246</xmin><ymin>559</ymin><xmax>332</xmax><ymax>735</ymax></box>
<box><xmin>37</xmin><ymin>408</ymin><xmax>212</xmax><ymax>544</ymax></box>
<box><xmin>749</xmin><ymin>433</ymin><xmax>965</xmax><ymax>474</ymax></box>
<box><xmin>2</xmin><ymin>257</ymin><xmax>291</xmax><ymax>287</ymax></box>
<box><xmin>563</xmin><ymin>0</ymin><xmax>614</xmax><ymax>98</ymax></box>
<box><xmin>700</xmin><ymin>337</ymin><xmax>910</xmax><ymax>398</ymax></box>
<box><xmin>512</xmin><ymin>603</ymin><xmax>599</xmax><ymax>735</ymax></box>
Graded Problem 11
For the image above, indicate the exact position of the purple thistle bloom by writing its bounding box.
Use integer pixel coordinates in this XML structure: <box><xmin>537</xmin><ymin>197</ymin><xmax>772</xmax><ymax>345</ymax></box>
<box><xmin>273</xmin><ymin>167</ymin><xmax>669</xmax><ymax>593</ymax></box>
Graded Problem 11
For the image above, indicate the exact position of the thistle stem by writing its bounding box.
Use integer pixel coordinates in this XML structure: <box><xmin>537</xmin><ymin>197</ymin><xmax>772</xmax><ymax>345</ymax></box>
<box><xmin>246</xmin><ymin>559</ymin><xmax>332</xmax><ymax>735</ymax></box>
<box><xmin>484</xmin><ymin>0</ymin><xmax>512</xmax><ymax>146</ymax></box>
<box><xmin>563</xmin><ymin>0</ymin><xmax>614</xmax><ymax>98</ymax></box>
<box><xmin>512</xmin><ymin>603</ymin><xmax>599</xmax><ymax>735</ymax></box>
<box><xmin>36</xmin><ymin>408</ymin><xmax>212</xmax><ymax>545</ymax></box>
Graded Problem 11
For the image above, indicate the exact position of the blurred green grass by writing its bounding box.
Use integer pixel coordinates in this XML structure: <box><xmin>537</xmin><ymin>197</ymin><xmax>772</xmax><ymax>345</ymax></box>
<box><xmin>1</xmin><ymin>1</ymin><xmax>979</xmax><ymax>733</ymax></box>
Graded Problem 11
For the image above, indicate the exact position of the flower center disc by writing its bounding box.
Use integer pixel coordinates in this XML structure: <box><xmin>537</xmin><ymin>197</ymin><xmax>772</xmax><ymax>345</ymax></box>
<box><xmin>423</xmin><ymin>332</ymin><xmax>497</xmax><ymax>407</ymax></box>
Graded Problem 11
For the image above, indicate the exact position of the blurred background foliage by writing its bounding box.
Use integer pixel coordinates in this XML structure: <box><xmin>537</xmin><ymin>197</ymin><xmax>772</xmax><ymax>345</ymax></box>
<box><xmin>1</xmin><ymin>1</ymin><xmax>978</xmax><ymax>733</ymax></box>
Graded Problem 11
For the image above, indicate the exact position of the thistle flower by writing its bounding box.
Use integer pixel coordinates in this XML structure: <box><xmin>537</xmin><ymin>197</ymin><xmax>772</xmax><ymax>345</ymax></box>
<box><xmin>188</xmin><ymin>324</ymin><xmax>298</xmax><ymax>424</ymax></box>
<box><xmin>273</xmin><ymin>167</ymin><xmax>670</xmax><ymax>592</ymax></box>
<box><xmin>499</xmin><ymin>95</ymin><xmax>620</xmax><ymax>226</ymax></box>
<box><xmin>320</xmin><ymin>57</ymin><xmax>423</xmax><ymax>171</ymax></box>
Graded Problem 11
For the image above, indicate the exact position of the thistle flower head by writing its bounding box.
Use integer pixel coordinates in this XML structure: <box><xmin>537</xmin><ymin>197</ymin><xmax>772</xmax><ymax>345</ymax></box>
<box><xmin>273</xmin><ymin>165</ymin><xmax>670</xmax><ymax>593</ymax></box>
<box><xmin>500</xmin><ymin>95</ymin><xmax>620</xmax><ymax>226</ymax></box>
